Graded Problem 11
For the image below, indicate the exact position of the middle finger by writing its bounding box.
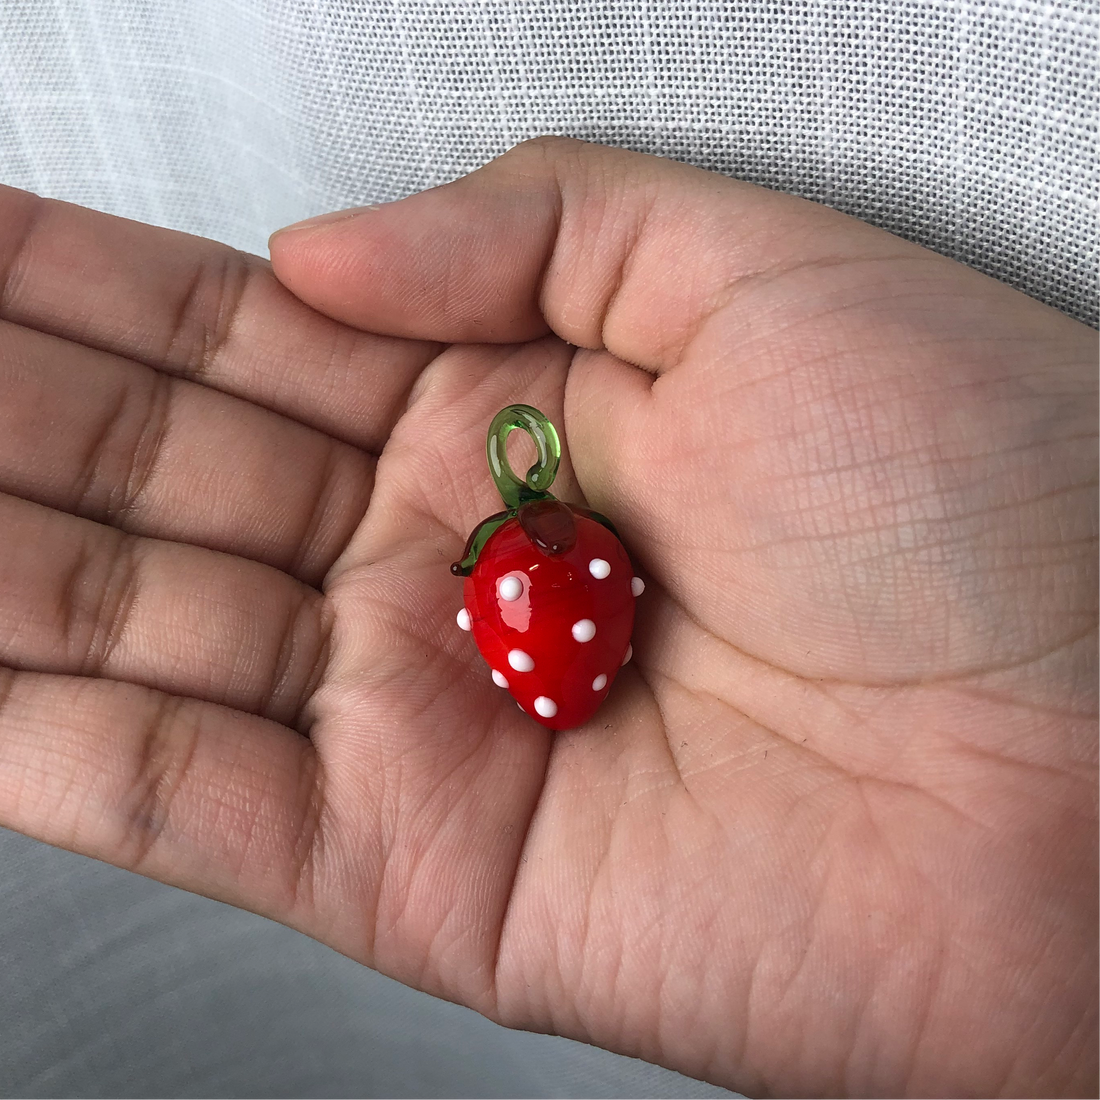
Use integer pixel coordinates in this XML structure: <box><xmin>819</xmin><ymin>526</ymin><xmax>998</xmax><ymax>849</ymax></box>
<box><xmin>0</xmin><ymin>320</ymin><xmax>374</xmax><ymax>586</ymax></box>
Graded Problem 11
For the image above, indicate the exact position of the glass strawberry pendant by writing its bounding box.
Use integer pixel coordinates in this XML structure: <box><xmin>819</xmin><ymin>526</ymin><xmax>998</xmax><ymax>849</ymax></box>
<box><xmin>452</xmin><ymin>405</ymin><xmax>643</xmax><ymax>731</ymax></box>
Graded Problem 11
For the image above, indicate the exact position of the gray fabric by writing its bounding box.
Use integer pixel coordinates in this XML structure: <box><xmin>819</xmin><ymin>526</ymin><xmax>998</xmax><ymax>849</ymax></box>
<box><xmin>0</xmin><ymin>828</ymin><xmax>734</xmax><ymax>1099</ymax></box>
<box><xmin>0</xmin><ymin>1</ymin><xmax>1095</xmax><ymax>1097</ymax></box>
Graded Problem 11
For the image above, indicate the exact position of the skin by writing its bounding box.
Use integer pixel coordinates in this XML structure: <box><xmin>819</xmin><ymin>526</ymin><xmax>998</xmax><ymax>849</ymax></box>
<box><xmin>0</xmin><ymin>136</ymin><xmax>1094</xmax><ymax>1097</ymax></box>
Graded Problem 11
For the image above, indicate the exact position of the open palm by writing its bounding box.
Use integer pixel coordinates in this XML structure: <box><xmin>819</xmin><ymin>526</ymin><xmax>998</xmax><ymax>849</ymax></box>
<box><xmin>0</xmin><ymin>138</ymin><xmax>1094</xmax><ymax>1098</ymax></box>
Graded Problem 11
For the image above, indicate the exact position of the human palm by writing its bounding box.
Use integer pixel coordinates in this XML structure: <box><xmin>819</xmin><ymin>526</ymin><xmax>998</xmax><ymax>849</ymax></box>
<box><xmin>0</xmin><ymin>138</ymin><xmax>1094</xmax><ymax>1097</ymax></box>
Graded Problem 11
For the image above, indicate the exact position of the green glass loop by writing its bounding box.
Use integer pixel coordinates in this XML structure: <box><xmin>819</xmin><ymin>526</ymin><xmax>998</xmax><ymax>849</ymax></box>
<box><xmin>486</xmin><ymin>404</ymin><xmax>561</xmax><ymax>509</ymax></box>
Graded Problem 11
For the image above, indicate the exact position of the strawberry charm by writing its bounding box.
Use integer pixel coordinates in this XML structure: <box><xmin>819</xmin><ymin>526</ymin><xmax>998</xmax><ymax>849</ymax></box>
<box><xmin>452</xmin><ymin>405</ymin><xmax>643</xmax><ymax>731</ymax></box>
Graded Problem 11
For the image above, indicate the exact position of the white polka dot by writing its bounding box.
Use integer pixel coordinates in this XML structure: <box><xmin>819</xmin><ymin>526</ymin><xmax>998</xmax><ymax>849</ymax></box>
<box><xmin>456</xmin><ymin>608</ymin><xmax>471</xmax><ymax>631</ymax></box>
<box><xmin>492</xmin><ymin>669</ymin><xmax>509</xmax><ymax>689</ymax></box>
<box><xmin>534</xmin><ymin>696</ymin><xmax>558</xmax><ymax>718</ymax></box>
<box><xmin>498</xmin><ymin>575</ymin><xmax>523</xmax><ymax>601</ymax></box>
<box><xmin>631</xmin><ymin>576</ymin><xmax>645</xmax><ymax>597</ymax></box>
<box><xmin>508</xmin><ymin>649</ymin><xmax>535</xmax><ymax>672</ymax></box>
<box><xmin>592</xmin><ymin>673</ymin><xmax>607</xmax><ymax>691</ymax></box>
<box><xmin>571</xmin><ymin>618</ymin><xmax>596</xmax><ymax>643</ymax></box>
<box><xmin>621</xmin><ymin>644</ymin><xmax>633</xmax><ymax>666</ymax></box>
<box><xmin>588</xmin><ymin>558</ymin><xmax>611</xmax><ymax>579</ymax></box>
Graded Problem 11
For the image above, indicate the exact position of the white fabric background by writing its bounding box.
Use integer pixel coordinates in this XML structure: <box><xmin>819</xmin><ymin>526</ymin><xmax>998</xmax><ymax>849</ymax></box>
<box><xmin>1</xmin><ymin>0</ymin><xmax>1097</xmax><ymax>322</ymax></box>
<box><xmin>0</xmin><ymin>1</ymin><xmax>1096</xmax><ymax>1098</ymax></box>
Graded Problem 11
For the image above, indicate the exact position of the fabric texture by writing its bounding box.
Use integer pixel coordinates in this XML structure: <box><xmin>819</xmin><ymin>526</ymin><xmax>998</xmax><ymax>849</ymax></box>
<box><xmin>0</xmin><ymin>1</ymin><xmax>1095</xmax><ymax>1098</ymax></box>
<box><xmin>1</xmin><ymin>0</ymin><xmax>1096</xmax><ymax>323</ymax></box>
<box><xmin>0</xmin><ymin>828</ymin><xmax>733</xmax><ymax>1099</ymax></box>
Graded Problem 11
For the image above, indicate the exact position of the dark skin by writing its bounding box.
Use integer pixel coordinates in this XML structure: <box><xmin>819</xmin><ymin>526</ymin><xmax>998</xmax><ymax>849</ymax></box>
<box><xmin>0</xmin><ymin>137</ymin><xmax>1095</xmax><ymax>1097</ymax></box>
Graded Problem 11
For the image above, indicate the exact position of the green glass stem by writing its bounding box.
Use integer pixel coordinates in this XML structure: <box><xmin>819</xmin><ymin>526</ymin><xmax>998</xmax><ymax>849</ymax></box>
<box><xmin>454</xmin><ymin>405</ymin><xmax>621</xmax><ymax>577</ymax></box>
<box><xmin>486</xmin><ymin>404</ymin><xmax>561</xmax><ymax>510</ymax></box>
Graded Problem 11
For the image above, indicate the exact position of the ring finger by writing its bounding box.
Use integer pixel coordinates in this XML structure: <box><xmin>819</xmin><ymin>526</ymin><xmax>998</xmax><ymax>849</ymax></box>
<box><xmin>0</xmin><ymin>491</ymin><xmax>329</xmax><ymax>728</ymax></box>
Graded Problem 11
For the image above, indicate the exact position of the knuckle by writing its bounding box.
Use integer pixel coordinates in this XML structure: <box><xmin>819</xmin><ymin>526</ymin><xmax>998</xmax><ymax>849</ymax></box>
<box><xmin>264</xmin><ymin>587</ymin><xmax>332</xmax><ymax>731</ymax></box>
<box><xmin>114</xmin><ymin>370</ymin><xmax>173</xmax><ymax>520</ymax></box>
<box><xmin>116</xmin><ymin>692</ymin><xmax>199</xmax><ymax>870</ymax></box>
<box><xmin>70</xmin><ymin>369</ymin><xmax>172</xmax><ymax>525</ymax></box>
<box><xmin>162</xmin><ymin>248</ymin><xmax>252</xmax><ymax>378</ymax></box>
<box><xmin>67</xmin><ymin>530</ymin><xmax>141</xmax><ymax>675</ymax></box>
<box><xmin>509</xmin><ymin>134</ymin><xmax>578</xmax><ymax>156</ymax></box>
<box><xmin>288</xmin><ymin>439</ymin><xmax>337</xmax><ymax>580</ymax></box>
<box><xmin>502</xmin><ymin>134</ymin><xmax>590</xmax><ymax>181</ymax></box>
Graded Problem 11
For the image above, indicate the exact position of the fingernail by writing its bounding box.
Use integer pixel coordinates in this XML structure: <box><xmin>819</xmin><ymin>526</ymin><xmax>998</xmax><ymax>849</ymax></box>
<box><xmin>270</xmin><ymin>204</ymin><xmax>382</xmax><ymax>239</ymax></box>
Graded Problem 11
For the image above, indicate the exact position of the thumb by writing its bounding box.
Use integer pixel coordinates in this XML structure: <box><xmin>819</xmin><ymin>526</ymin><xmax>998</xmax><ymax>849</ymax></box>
<box><xmin>267</xmin><ymin>136</ymin><xmax>901</xmax><ymax>370</ymax></box>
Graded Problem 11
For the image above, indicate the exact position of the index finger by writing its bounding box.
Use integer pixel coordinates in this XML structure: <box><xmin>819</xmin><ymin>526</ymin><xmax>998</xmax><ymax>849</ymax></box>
<box><xmin>0</xmin><ymin>184</ymin><xmax>442</xmax><ymax>451</ymax></box>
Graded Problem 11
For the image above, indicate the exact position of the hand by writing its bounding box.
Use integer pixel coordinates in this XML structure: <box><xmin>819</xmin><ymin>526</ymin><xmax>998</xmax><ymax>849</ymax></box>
<box><xmin>0</xmin><ymin>138</ymin><xmax>1094</xmax><ymax>1097</ymax></box>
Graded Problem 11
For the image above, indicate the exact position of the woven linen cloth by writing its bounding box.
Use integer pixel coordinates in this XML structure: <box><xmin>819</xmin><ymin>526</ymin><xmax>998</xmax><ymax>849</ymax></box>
<box><xmin>0</xmin><ymin>2</ymin><xmax>1096</xmax><ymax>1098</ymax></box>
<box><xmin>0</xmin><ymin>0</ymin><xmax>1096</xmax><ymax>322</ymax></box>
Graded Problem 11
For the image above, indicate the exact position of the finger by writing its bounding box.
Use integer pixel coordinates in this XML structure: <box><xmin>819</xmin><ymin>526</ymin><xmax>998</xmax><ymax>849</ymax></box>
<box><xmin>0</xmin><ymin>668</ymin><xmax>330</xmax><ymax>932</ymax></box>
<box><xmin>269</xmin><ymin>134</ymin><xmax>924</xmax><ymax>366</ymax></box>
<box><xmin>0</xmin><ymin>493</ymin><xmax>329</xmax><ymax>729</ymax></box>
<box><xmin>0</xmin><ymin>183</ymin><xmax>442</xmax><ymax>451</ymax></box>
<box><xmin>0</xmin><ymin>319</ymin><xmax>372</xmax><ymax>585</ymax></box>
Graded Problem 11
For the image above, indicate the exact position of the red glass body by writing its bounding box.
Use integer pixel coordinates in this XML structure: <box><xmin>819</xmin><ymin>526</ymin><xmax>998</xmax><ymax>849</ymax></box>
<box><xmin>463</xmin><ymin>513</ymin><xmax>635</xmax><ymax>730</ymax></box>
